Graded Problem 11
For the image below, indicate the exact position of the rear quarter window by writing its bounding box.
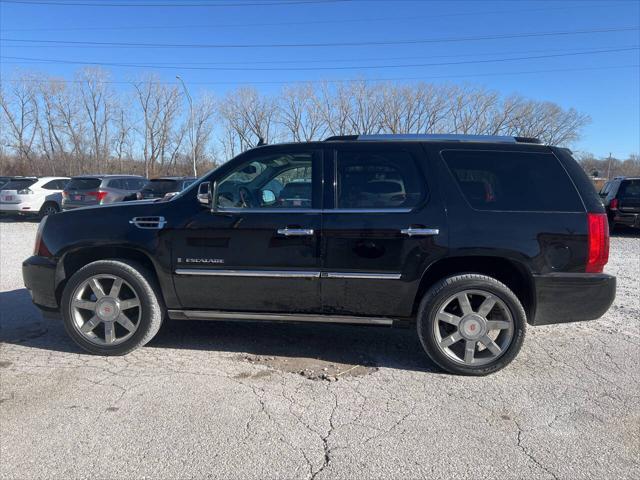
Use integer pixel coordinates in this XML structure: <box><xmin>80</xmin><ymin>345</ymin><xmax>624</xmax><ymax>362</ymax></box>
<box><xmin>441</xmin><ymin>150</ymin><xmax>584</xmax><ymax>212</ymax></box>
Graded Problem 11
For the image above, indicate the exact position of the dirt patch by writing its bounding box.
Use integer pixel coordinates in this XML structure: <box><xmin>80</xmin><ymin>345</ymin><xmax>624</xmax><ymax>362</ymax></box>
<box><xmin>235</xmin><ymin>353</ymin><xmax>377</xmax><ymax>381</ymax></box>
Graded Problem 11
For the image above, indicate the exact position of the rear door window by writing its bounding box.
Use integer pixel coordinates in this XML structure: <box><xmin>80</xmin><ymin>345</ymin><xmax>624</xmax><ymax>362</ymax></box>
<box><xmin>66</xmin><ymin>178</ymin><xmax>101</xmax><ymax>191</ymax></box>
<box><xmin>335</xmin><ymin>148</ymin><xmax>426</xmax><ymax>209</ymax></box>
<box><xmin>441</xmin><ymin>150</ymin><xmax>584</xmax><ymax>212</ymax></box>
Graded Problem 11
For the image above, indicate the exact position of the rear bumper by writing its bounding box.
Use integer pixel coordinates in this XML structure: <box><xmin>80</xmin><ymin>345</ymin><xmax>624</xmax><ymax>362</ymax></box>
<box><xmin>0</xmin><ymin>203</ymin><xmax>39</xmax><ymax>214</ymax></box>
<box><xmin>612</xmin><ymin>211</ymin><xmax>640</xmax><ymax>228</ymax></box>
<box><xmin>531</xmin><ymin>273</ymin><xmax>616</xmax><ymax>326</ymax></box>
<box><xmin>22</xmin><ymin>255</ymin><xmax>59</xmax><ymax>310</ymax></box>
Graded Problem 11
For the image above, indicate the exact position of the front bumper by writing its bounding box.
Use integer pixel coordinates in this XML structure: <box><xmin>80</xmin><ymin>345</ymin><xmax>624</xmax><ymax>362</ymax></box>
<box><xmin>22</xmin><ymin>255</ymin><xmax>59</xmax><ymax>310</ymax></box>
<box><xmin>531</xmin><ymin>273</ymin><xmax>616</xmax><ymax>326</ymax></box>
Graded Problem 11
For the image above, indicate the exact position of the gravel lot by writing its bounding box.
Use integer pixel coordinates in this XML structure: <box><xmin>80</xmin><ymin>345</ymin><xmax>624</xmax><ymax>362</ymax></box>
<box><xmin>1</xmin><ymin>218</ymin><xmax>639</xmax><ymax>479</ymax></box>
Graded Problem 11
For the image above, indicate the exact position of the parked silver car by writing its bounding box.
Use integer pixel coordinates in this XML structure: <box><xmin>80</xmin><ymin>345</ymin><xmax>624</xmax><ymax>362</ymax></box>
<box><xmin>62</xmin><ymin>175</ymin><xmax>146</xmax><ymax>210</ymax></box>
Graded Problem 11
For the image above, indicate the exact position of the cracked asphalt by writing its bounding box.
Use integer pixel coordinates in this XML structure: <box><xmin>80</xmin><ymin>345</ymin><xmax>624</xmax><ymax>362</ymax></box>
<box><xmin>1</xmin><ymin>219</ymin><xmax>639</xmax><ymax>479</ymax></box>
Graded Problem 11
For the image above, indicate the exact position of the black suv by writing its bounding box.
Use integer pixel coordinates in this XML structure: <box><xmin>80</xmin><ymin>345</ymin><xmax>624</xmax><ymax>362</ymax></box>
<box><xmin>23</xmin><ymin>134</ymin><xmax>616</xmax><ymax>375</ymax></box>
<box><xmin>599</xmin><ymin>176</ymin><xmax>640</xmax><ymax>230</ymax></box>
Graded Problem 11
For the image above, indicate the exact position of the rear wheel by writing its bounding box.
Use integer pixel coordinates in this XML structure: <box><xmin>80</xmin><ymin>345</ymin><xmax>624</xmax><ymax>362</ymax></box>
<box><xmin>39</xmin><ymin>202</ymin><xmax>59</xmax><ymax>218</ymax></box>
<box><xmin>61</xmin><ymin>260</ymin><xmax>164</xmax><ymax>355</ymax></box>
<box><xmin>417</xmin><ymin>274</ymin><xmax>526</xmax><ymax>375</ymax></box>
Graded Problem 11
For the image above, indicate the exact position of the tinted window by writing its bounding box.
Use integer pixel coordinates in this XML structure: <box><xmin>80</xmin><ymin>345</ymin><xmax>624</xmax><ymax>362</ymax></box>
<box><xmin>123</xmin><ymin>178</ymin><xmax>144</xmax><ymax>190</ymax></box>
<box><xmin>144</xmin><ymin>179</ymin><xmax>179</xmax><ymax>193</ymax></box>
<box><xmin>619</xmin><ymin>179</ymin><xmax>640</xmax><ymax>198</ymax></box>
<box><xmin>2</xmin><ymin>179</ymin><xmax>37</xmax><ymax>190</ymax></box>
<box><xmin>217</xmin><ymin>152</ymin><xmax>316</xmax><ymax>209</ymax></box>
<box><xmin>336</xmin><ymin>149</ymin><xmax>425</xmax><ymax>209</ymax></box>
<box><xmin>442</xmin><ymin>150</ymin><xmax>584</xmax><ymax>212</ymax></box>
<box><xmin>66</xmin><ymin>178</ymin><xmax>101</xmax><ymax>190</ymax></box>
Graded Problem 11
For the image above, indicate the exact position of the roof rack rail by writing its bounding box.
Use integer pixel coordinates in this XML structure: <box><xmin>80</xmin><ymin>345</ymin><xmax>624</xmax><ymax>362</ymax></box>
<box><xmin>323</xmin><ymin>134</ymin><xmax>542</xmax><ymax>144</ymax></box>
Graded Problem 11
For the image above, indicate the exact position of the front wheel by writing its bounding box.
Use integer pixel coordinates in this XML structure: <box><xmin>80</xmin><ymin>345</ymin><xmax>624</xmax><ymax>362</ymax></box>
<box><xmin>39</xmin><ymin>202</ymin><xmax>60</xmax><ymax>218</ymax></box>
<box><xmin>417</xmin><ymin>274</ymin><xmax>526</xmax><ymax>375</ymax></box>
<box><xmin>61</xmin><ymin>260</ymin><xmax>164</xmax><ymax>355</ymax></box>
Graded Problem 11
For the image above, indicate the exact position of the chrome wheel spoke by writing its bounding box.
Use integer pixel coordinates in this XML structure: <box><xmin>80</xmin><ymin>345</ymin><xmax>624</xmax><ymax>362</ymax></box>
<box><xmin>109</xmin><ymin>278</ymin><xmax>123</xmax><ymax>298</ymax></box>
<box><xmin>116</xmin><ymin>313</ymin><xmax>136</xmax><ymax>332</ymax></box>
<box><xmin>464</xmin><ymin>340</ymin><xmax>476</xmax><ymax>364</ymax></box>
<box><xmin>487</xmin><ymin>320</ymin><xmax>510</xmax><ymax>330</ymax></box>
<box><xmin>457</xmin><ymin>292</ymin><xmax>473</xmax><ymax>315</ymax></box>
<box><xmin>119</xmin><ymin>298</ymin><xmax>140</xmax><ymax>310</ymax></box>
<box><xmin>73</xmin><ymin>299</ymin><xmax>97</xmax><ymax>311</ymax></box>
<box><xmin>80</xmin><ymin>315</ymin><xmax>101</xmax><ymax>333</ymax></box>
<box><xmin>437</xmin><ymin>312</ymin><xmax>461</xmax><ymax>326</ymax></box>
<box><xmin>477</xmin><ymin>295</ymin><xmax>497</xmax><ymax>317</ymax></box>
<box><xmin>481</xmin><ymin>335</ymin><xmax>502</xmax><ymax>356</ymax></box>
<box><xmin>104</xmin><ymin>322</ymin><xmax>116</xmax><ymax>344</ymax></box>
<box><xmin>71</xmin><ymin>274</ymin><xmax>141</xmax><ymax>347</ymax></box>
<box><xmin>440</xmin><ymin>331</ymin><xmax>462</xmax><ymax>348</ymax></box>
<box><xmin>89</xmin><ymin>278</ymin><xmax>106</xmax><ymax>299</ymax></box>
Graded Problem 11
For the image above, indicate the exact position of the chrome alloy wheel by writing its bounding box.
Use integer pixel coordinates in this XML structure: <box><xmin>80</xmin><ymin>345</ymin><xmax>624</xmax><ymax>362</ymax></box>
<box><xmin>70</xmin><ymin>274</ymin><xmax>141</xmax><ymax>346</ymax></box>
<box><xmin>42</xmin><ymin>204</ymin><xmax>58</xmax><ymax>216</ymax></box>
<box><xmin>433</xmin><ymin>289</ymin><xmax>514</xmax><ymax>366</ymax></box>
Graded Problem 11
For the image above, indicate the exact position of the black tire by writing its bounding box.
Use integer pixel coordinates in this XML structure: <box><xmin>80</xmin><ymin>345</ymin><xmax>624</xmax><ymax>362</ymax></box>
<box><xmin>417</xmin><ymin>274</ymin><xmax>526</xmax><ymax>376</ymax></box>
<box><xmin>61</xmin><ymin>259</ymin><xmax>164</xmax><ymax>355</ymax></box>
<box><xmin>39</xmin><ymin>202</ymin><xmax>60</xmax><ymax>218</ymax></box>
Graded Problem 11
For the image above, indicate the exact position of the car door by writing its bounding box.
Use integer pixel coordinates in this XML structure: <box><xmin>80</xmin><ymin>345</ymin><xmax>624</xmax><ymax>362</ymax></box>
<box><xmin>171</xmin><ymin>145</ymin><xmax>323</xmax><ymax>313</ymax></box>
<box><xmin>321</xmin><ymin>142</ymin><xmax>447</xmax><ymax>318</ymax></box>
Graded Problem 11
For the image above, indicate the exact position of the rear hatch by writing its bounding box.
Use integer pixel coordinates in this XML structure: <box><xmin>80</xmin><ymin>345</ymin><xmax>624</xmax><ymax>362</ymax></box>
<box><xmin>63</xmin><ymin>177</ymin><xmax>103</xmax><ymax>207</ymax></box>
<box><xmin>0</xmin><ymin>179</ymin><xmax>37</xmax><ymax>204</ymax></box>
<box><xmin>617</xmin><ymin>179</ymin><xmax>640</xmax><ymax>213</ymax></box>
<box><xmin>139</xmin><ymin>179</ymin><xmax>180</xmax><ymax>199</ymax></box>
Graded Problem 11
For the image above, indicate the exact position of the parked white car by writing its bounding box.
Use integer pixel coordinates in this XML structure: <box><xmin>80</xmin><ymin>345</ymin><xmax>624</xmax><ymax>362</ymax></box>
<box><xmin>0</xmin><ymin>176</ymin><xmax>70</xmax><ymax>218</ymax></box>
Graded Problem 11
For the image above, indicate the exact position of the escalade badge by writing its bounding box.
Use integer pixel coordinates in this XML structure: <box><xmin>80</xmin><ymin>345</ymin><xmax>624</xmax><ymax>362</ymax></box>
<box><xmin>177</xmin><ymin>258</ymin><xmax>225</xmax><ymax>264</ymax></box>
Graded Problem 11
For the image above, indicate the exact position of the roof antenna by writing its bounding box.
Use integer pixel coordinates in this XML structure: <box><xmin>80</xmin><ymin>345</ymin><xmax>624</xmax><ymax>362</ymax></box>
<box><xmin>256</xmin><ymin>137</ymin><xmax>265</xmax><ymax>146</ymax></box>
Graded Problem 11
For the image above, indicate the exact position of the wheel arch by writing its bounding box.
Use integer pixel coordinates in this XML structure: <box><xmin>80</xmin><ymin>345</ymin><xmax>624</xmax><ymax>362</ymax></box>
<box><xmin>55</xmin><ymin>246</ymin><xmax>166</xmax><ymax>306</ymax></box>
<box><xmin>412</xmin><ymin>255</ymin><xmax>536</xmax><ymax>322</ymax></box>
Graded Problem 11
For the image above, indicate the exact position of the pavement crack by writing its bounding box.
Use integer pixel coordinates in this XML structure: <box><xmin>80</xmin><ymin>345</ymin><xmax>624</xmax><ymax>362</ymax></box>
<box><xmin>310</xmin><ymin>389</ymin><xmax>338</xmax><ymax>480</ymax></box>
<box><xmin>514</xmin><ymin>419</ymin><xmax>559</xmax><ymax>480</ymax></box>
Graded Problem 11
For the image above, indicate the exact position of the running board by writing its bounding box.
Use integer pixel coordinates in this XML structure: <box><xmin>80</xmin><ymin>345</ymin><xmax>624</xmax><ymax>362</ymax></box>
<box><xmin>167</xmin><ymin>309</ymin><xmax>395</xmax><ymax>326</ymax></box>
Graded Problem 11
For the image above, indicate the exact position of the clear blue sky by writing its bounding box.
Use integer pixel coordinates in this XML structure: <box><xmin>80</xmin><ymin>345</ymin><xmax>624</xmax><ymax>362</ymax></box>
<box><xmin>1</xmin><ymin>0</ymin><xmax>639</xmax><ymax>157</ymax></box>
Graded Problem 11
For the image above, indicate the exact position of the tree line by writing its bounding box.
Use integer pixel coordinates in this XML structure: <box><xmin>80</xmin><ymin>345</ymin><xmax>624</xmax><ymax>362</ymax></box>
<box><xmin>1</xmin><ymin>66</ymin><xmax>628</xmax><ymax>179</ymax></box>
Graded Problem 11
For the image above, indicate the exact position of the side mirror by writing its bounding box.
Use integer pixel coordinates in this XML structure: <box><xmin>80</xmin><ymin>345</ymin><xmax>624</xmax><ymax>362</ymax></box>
<box><xmin>262</xmin><ymin>189</ymin><xmax>276</xmax><ymax>205</ymax></box>
<box><xmin>197</xmin><ymin>182</ymin><xmax>211</xmax><ymax>207</ymax></box>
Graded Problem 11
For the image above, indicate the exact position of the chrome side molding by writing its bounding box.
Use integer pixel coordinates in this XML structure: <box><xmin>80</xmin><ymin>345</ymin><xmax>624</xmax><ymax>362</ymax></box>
<box><xmin>175</xmin><ymin>269</ymin><xmax>321</xmax><ymax>278</ymax></box>
<box><xmin>322</xmin><ymin>272</ymin><xmax>401</xmax><ymax>280</ymax></box>
<box><xmin>400</xmin><ymin>227</ymin><xmax>439</xmax><ymax>237</ymax></box>
<box><xmin>168</xmin><ymin>309</ymin><xmax>394</xmax><ymax>326</ymax></box>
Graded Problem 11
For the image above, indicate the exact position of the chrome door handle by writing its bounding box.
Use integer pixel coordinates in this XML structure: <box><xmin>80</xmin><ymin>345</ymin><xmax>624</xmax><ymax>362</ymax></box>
<box><xmin>277</xmin><ymin>228</ymin><xmax>315</xmax><ymax>236</ymax></box>
<box><xmin>400</xmin><ymin>227</ymin><xmax>439</xmax><ymax>237</ymax></box>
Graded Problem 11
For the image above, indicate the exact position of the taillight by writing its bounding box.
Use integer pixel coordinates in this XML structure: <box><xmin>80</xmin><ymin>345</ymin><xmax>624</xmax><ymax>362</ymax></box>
<box><xmin>18</xmin><ymin>188</ymin><xmax>33</xmax><ymax>194</ymax></box>
<box><xmin>33</xmin><ymin>215</ymin><xmax>50</xmax><ymax>256</ymax></box>
<box><xmin>610</xmin><ymin>198</ymin><xmax>619</xmax><ymax>210</ymax></box>
<box><xmin>62</xmin><ymin>191</ymin><xmax>68</xmax><ymax>199</ymax></box>
<box><xmin>586</xmin><ymin>213</ymin><xmax>609</xmax><ymax>273</ymax></box>
<box><xmin>87</xmin><ymin>191</ymin><xmax>108</xmax><ymax>203</ymax></box>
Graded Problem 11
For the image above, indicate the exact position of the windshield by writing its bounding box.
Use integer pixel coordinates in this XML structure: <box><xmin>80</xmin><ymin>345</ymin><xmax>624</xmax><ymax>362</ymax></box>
<box><xmin>2</xmin><ymin>179</ymin><xmax>36</xmax><ymax>191</ymax></box>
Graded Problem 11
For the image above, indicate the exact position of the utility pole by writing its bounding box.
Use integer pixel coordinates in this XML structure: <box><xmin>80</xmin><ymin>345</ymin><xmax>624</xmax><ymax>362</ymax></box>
<box><xmin>607</xmin><ymin>152</ymin><xmax>612</xmax><ymax>179</ymax></box>
<box><xmin>176</xmin><ymin>75</ymin><xmax>197</xmax><ymax>177</ymax></box>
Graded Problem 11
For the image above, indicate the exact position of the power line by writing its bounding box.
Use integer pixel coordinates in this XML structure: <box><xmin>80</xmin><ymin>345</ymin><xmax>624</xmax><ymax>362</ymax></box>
<box><xmin>3</xmin><ymin>64</ymin><xmax>638</xmax><ymax>87</ymax></box>
<box><xmin>2</xmin><ymin>26</ymin><xmax>638</xmax><ymax>50</ymax></box>
<box><xmin>0</xmin><ymin>0</ymin><xmax>349</xmax><ymax>7</ymax></box>
<box><xmin>3</xmin><ymin>44</ymin><xmax>635</xmax><ymax>66</ymax></box>
<box><xmin>3</xmin><ymin>47</ymin><xmax>637</xmax><ymax>71</ymax></box>
<box><xmin>0</xmin><ymin>4</ymin><xmax>619</xmax><ymax>32</ymax></box>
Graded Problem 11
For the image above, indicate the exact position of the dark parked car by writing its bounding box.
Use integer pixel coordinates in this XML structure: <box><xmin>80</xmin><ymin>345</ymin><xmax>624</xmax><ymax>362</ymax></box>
<box><xmin>62</xmin><ymin>175</ymin><xmax>146</xmax><ymax>210</ymax></box>
<box><xmin>599</xmin><ymin>176</ymin><xmax>640</xmax><ymax>230</ymax></box>
<box><xmin>125</xmin><ymin>176</ymin><xmax>197</xmax><ymax>201</ymax></box>
<box><xmin>23</xmin><ymin>134</ymin><xmax>615</xmax><ymax>375</ymax></box>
